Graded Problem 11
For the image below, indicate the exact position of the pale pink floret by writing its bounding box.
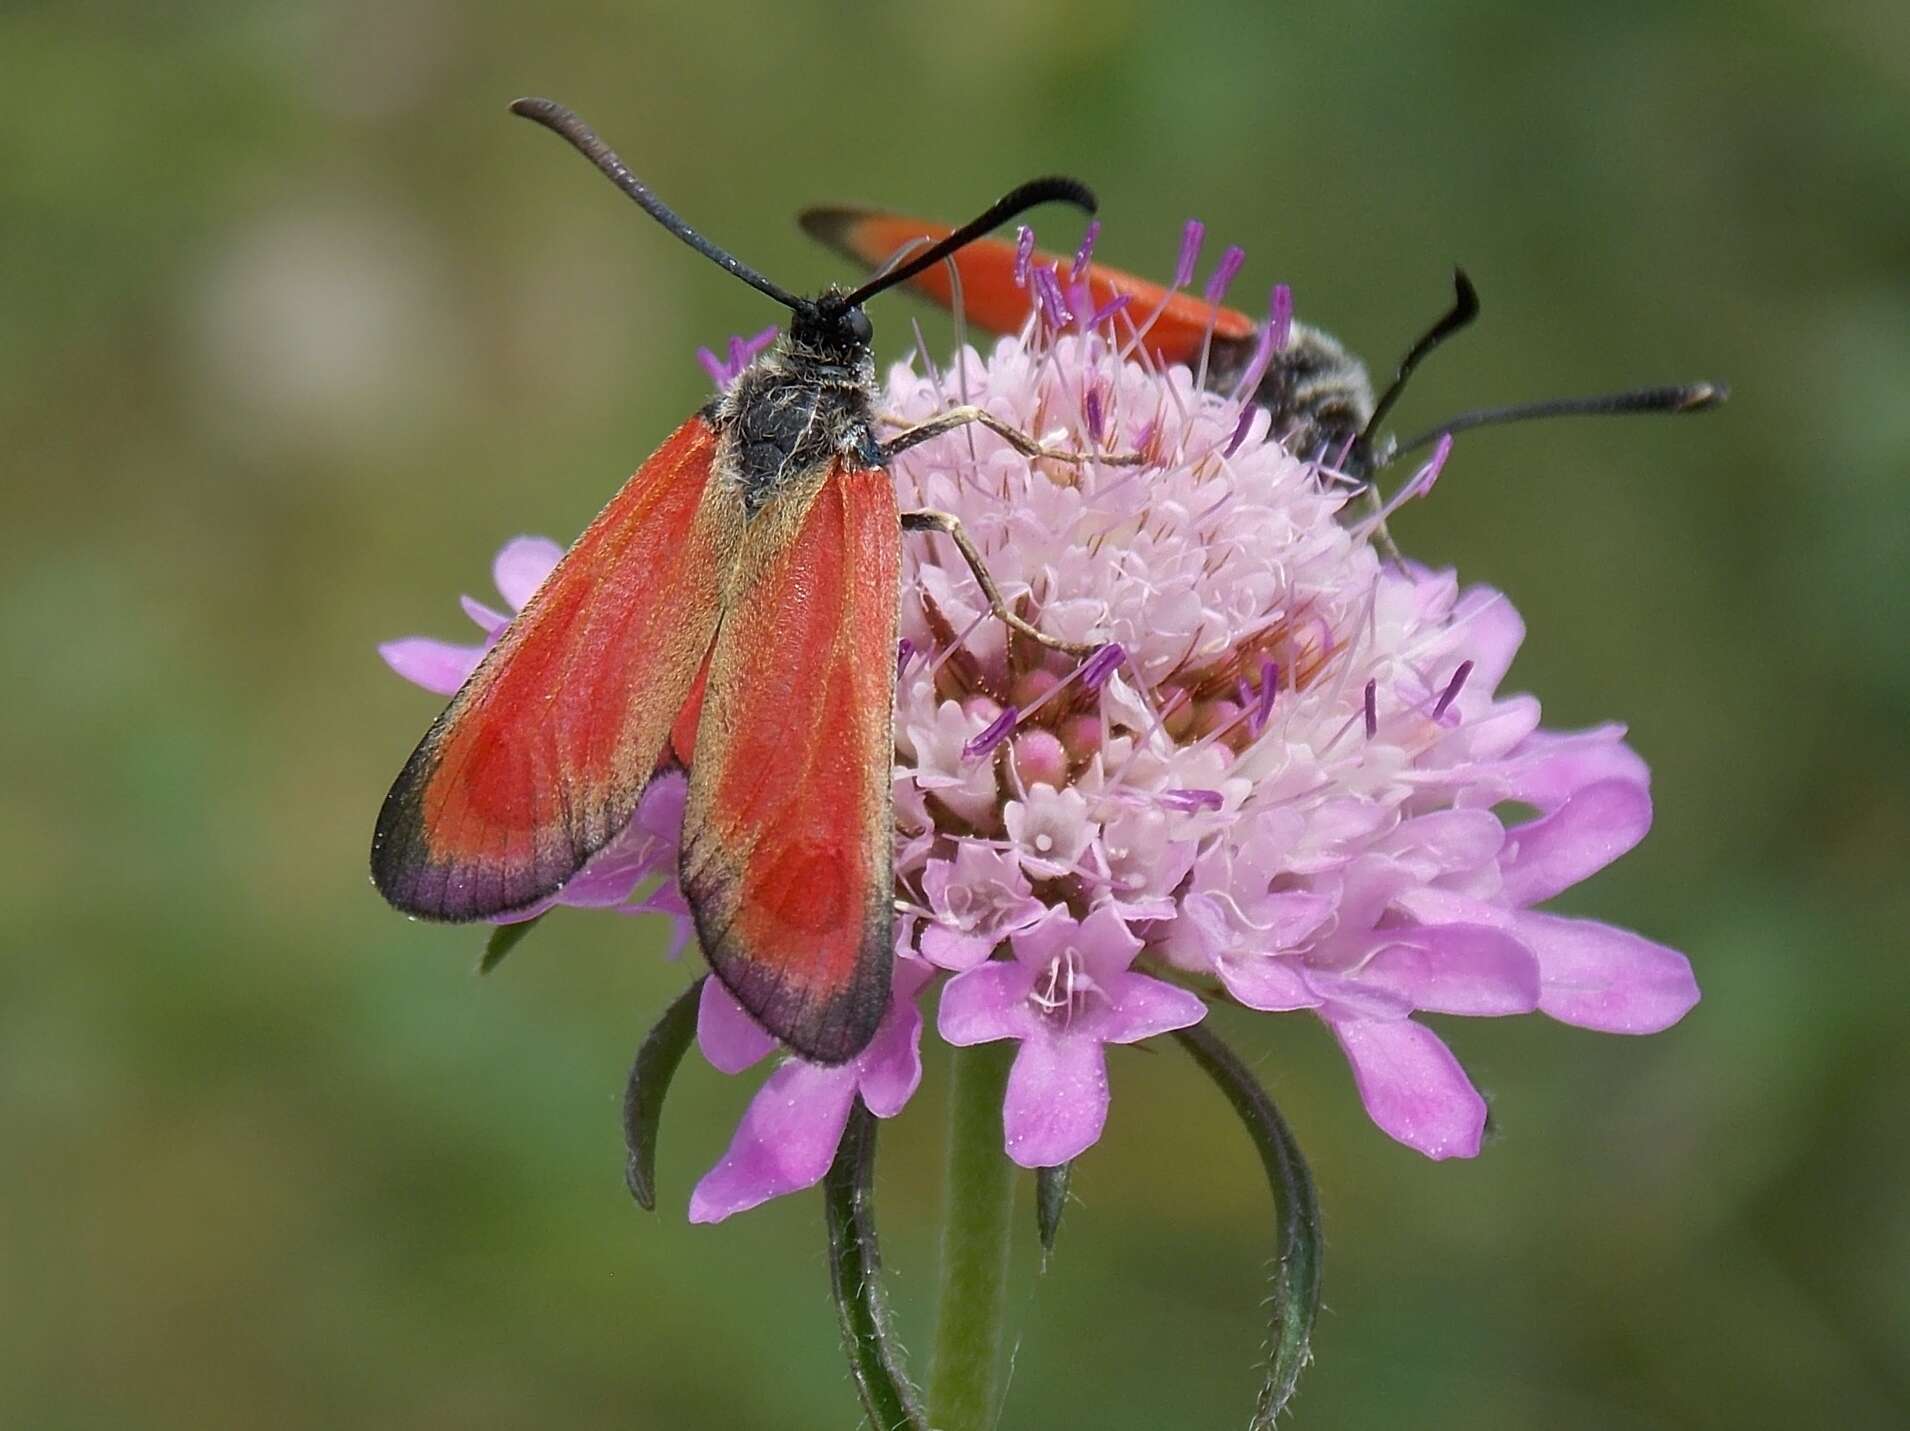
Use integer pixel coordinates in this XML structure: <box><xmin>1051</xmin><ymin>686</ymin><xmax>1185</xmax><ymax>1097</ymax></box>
<box><xmin>939</xmin><ymin>907</ymin><xmax>1207</xmax><ymax>1167</ymax></box>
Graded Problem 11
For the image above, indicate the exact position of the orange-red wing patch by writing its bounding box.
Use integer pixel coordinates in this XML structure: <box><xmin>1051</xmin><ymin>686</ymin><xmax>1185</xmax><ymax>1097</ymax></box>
<box><xmin>800</xmin><ymin>206</ymin><xmax>1259</xmax><ymax>367</ymax></box>
<box><xmin>679</xmin><ymin>461</ymin><xmax>900</xmax><ymax>1064</ymax></box>
<box><xmin>373</xmin><ymin>416</ymin><xmax>739</xmax><ymax>921</ymax></box>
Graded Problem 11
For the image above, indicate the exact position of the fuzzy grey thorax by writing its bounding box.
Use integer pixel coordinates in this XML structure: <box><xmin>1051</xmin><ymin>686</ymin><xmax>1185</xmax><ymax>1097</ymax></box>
<box><xmin>710</xmin><ymin>328</ymin><xmax>881</xmax><ymax>514</ymax></box>
<box><xmin>1210</xmin><ymin>320</ymin><xmax>1379</xmax><ymax>475</ymax></box>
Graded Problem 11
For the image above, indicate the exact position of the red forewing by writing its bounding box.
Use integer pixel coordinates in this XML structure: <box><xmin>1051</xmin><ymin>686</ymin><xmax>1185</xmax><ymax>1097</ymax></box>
<box><xmin>801</xmin><ymin>206</ymin><xmax>1258</xmax><ymax>367</ymax></box>
<box><xmin>372</xmin><ymin>416</ymin><xmax>739</xmax><ymax>921</ymax></box>
<box><xmin>679</xmin><ymin>460</ymin><xmax>900</xmax><ymax>1064</ymax></box>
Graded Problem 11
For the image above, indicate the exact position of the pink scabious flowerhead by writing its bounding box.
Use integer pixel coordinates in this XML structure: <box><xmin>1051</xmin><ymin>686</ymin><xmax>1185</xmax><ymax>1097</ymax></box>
<box><xmin>380</xmin><ymin>220</ymin><xmax>1698</xmax><ymax>1218</ymax></box>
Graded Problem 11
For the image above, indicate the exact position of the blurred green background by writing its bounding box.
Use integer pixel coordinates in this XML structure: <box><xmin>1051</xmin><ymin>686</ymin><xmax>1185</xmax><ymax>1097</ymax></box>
<box><xmin>5</xmin><ymin>2</ymin><xmax>1906</xmax><ymax>1427</ymax></box>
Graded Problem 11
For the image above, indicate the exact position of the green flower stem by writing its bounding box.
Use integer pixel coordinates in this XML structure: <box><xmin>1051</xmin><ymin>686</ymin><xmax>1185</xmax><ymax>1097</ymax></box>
<box><xmin>927</xmin><ymin>1042</ymin><xmax>1016</xmax><ymax>1431</ymax></box>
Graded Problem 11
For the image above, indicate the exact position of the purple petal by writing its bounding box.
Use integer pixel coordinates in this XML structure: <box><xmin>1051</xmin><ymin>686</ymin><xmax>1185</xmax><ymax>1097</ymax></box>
<box><xmin>1002</xmin><ymin>1031</ymin><xmax>1110</xmax><ymax>1168</ymax></box>
<box><xmin>938</xmin><ymin>962</ymin><xmax>1037</xmax><ymax>1045</ymax></box>
<box><xmin>1500</xmin><ymin>778</ymin><xmax>1653</xmax><ymax>906</ymax></box>
<box><xmin>854</xmin><ymin>962</ymin><xmax>931</xmax><ymax>1117</ymax></box>
<box><xmin>920</xmin><ymin>924</ymin><xmax>997</xmax><ymax>971</ymax></box>
<box><xmin>687</xmin><ymin>1061</ymin><xmax>857</xmax><ymax>1222</ymax></box>
<box><xmin>378</xmin><ymin>637</ymin><xmax>482</xmax><ymax>696</ymax></box>
<box><xmin>1498</xmin><ymin>730</ymin><xmax>1650</xmax><ymax>810</ymax></box>
<box><xmin>1512</xmin><ymin>912</ymin><xmax>1700</xmax><ymax>1033</ymax></box>
<box><xmin>556</xmin><ymin>825</ymin><xmax>664</xmax><ymax>906</ymax></box>
<box><xmin>1216</xmin><ymin>954</ymin><xmax>1324</xmax><ymax>1012</ymax></box>
<box><xmin>1448</xmin><ymin>585</ymin><xmax>1525</xmax><ymax>693</ymax></box>
<box><xmin>492</xmin><ymin>536</ymin><xmax>564</xmax><ymax>610</ymax></box>
<box><xmin>1097</xmin><ymin>972</ymin><xmax>1207</xmax><ymax>1043</ymax></box>
<box><xmin>459</xmin><ymin>594</ymin><xmax>510</xmax><ymax>636</ymax></box>
<box><xmin>698</xmin><ymin>978</ymin><xmax>777</xmax><ymax>1073</ymax></box>
<box><xmin>1360</xmin><ymin>925</ymin><xmax>1541</xmax><ymax>1016</ymax></box>
<box><xmin>1326</xmin><ymin>1015</ymin><xmax>1487</xmax><ymax>1160</ymax></box>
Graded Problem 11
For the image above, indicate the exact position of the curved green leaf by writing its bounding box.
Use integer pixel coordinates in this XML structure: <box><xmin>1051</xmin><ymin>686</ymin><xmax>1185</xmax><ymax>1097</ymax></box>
<box><xmin>1173</xmin><ymin>1022</ymin><xmax>1323</xmax><ymax>1426</ymax></box>
<box><xmin>477</xmin><ymin>913</ymin><xmax>545</xmax><ymax>974</ymax></box>
<box><xmin>824</xmin><ymin>1102</ymin><xmax>927</xmax><ymax>1431</ymax></box>
<box><xmin>620</xmin><ymin>977</ymin><xmax>705</xmax><ymax>1211</ymax></box>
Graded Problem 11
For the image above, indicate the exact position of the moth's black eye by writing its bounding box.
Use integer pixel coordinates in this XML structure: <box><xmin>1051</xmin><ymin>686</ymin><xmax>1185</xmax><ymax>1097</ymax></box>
<box><xmin>844</xmin><ymin>307</ymin><xmax>872</xmax><ymax>346</ymax></box>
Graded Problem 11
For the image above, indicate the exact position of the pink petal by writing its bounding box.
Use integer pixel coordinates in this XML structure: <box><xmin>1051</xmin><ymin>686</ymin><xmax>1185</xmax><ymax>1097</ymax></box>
<box><xmin>1500</xmin><ymin>778</ymin><xmax>1653</xmax><ymax>906</ymax></box>
<box><xmin>1500</xmin><ymin>727</ymin><xmax>1649</xmax><ymax>808</ymax></box>
<box><xmin>557</xmin><ymin>824</ymin><xmax>663</xmax><ymax>907</ymax></box>
<box><xmin>378</xmin><ymin>637</ymin><xmax>483</xmax><ymax>696</ymax></box>
<box><xmin>688</xmin><ymin>1061</ymin><xmax>856</xmax><ymax>1222</ymax></box>
<box><xmin>1378</xmin><ymin>810</ymin><xmax>1506</xmax><ymax>876</ymax></box>
<box><xmin>937</xmin><ymin>963</ymin><xmax>1037</xmax><ymax>1045</ymax></box>
<box><xmin>1512</xmin><ymin>912</ymin><xmax>1700</xmax><ymax>1033</ymax></box>
<box><xmin>1096</xmin><ymin>972</ymin><xmax>1207</xmax><ymax>1043</ymax></box>
<box><xmin>1359</xmin><ymin>925</ymin><xmax>1540</xmax><ymax>1015</ymax></box>
<box><xmin>1216</xmin><ymin>954</ymin><xmax>1323</xmax><ymax>1012</ymax></box>
<box><xmin>920</xmin><ymin>924</ymin><xmax>996</xmax><ymax>971</ymax></box>
<box><xmin>459</xmin><ymin>594</ymin><xmax>510</xmax><ymax>637</ymax></box>
<box><xmin>698</xmin><ymin>978</ymin><xmax>776</xmax><ymax>1074</ymax></box>
<box><xmin>1450</xmin><ymin>586</ymin><xmax>1525</xmax><ymax>693</ymax></box>
<box><xmin>492</xmin><ymin>535</ymin><xmax>564</xmax><ymax>610</ymax></box>
<box><xmin>1326</xmin><ymin>1014</ymin><xmax>1486</xmax><ymax>1159</ymax></box>
<box><xmin>856</xmin><ymin>963</ymin><xmax>931</xmax><ymax>1117</ymax></box>
<box><xmin>1002</xmin><ymin>1031</ymin><xmax>1110</xmax><ymax>1167</ymax></box>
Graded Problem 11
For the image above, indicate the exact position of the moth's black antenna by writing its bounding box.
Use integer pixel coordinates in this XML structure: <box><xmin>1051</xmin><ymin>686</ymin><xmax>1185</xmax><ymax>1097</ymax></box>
<box><xmin>844</xmin><ymin>177</ymin><xmax>1096</xmax><ymax>307</ymax></box>
<box><xmin>1358</xmin><ymin>268</ymin><xmax>1481</xmax><ymax>452</ymax></box>
<box><xmin>510</xmin><ymin>97</ymin><xmax>802</xmax><ymax>311</ymax></box>
<box><xmin>1393</xmin><ymin>381</ymin><xmax>1728</xmax><ymax>458</ymax></box>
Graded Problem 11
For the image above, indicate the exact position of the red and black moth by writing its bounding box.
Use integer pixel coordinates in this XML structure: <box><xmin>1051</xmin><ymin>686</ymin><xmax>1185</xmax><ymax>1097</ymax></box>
<box><xmin>800</xmin><ymin>207</ymin><xmax>1725</xmax><ymax>486</ymax></box>
<box><xmin>372</xmin><ymin>99</ymin><xmax>1129</xmax><ymax>1065</ymax></box>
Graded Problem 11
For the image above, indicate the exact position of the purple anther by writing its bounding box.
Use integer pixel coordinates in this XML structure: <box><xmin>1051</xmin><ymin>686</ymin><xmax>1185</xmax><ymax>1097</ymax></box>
<box><xmin>1363</xmin><ymin>679</ymin><xmax>1378</xmax><ymax>739</ymax></box>
<box><xmin>1090</xmin><ymin>292</ymin><xmax>1132</xmax><ymax>329</ymax></box>
<box><xmin>740</xmin><ymin>324</ymin><xmax>778</xmax><ymax>363</ymax></box>
<box><xmin>1174</xmin><ymin>219</ymin><xmax>1205</xmax><ymax>289</ymax></box>
<box><xmin>1085</xmin><ymin>388</ymin><xmax>1105</xmax><ymax>443</ymax></box>
<box><xmin>1432</xmin><ymin>659</ymin><xmax>1474</xmax><ymax>720</ymax></box>
<box><xmin>963</xmin><ymin>705</ymin><xmax>1020</xmax><ymax>760</ymax></box>
<box><xmin>1013</xmin><ymin>225</ymin><xmax>1036</xmax><ymax>289</ymax></box>
<box><xmin>694</xmin><ymin>346</ymin><xmax>728</xmax><ymax>388</ymax></box>
<box><xmin>1222</xmin><ymin>402</ymin><xmax>1256</xmax><ymax>458</ymax></box>
<box><xmin>1233</xmin><ymin>321</ymin><xmax>1278</xmax><ymax>401</ymax></box>
<box><xmin>1268</xmin><ymin>283</ymin><xmax>1293</xmax><ymax>351</ymax></box>
<box><xmin>1163</xmin><ymin>788</ymin><xmax>1226</xmax><ymax>813</ymax></box>
<box><xmin>1032</xmin><ymin>265</ymin><xmax>1073</xmax><ymax>326</ymax></box>
<box><xmin>896</xmin><ymin>636</ymin><xmax>915</xmax><ymax>680</ymax></box>
<box><xmin>1070</xmin><ymin>220</ymin><xmax>1101</xmax><ymax>282</ymax></box>
<box><xmin>1408</xmin><ymin>432</ymin><xmax>1455</xmax><ymax>500</ymax></box>
<box><xmin>1080</xmin><ymin>642</ymin><xmax>1126</xmax><ymax>690</ymax></box>
<box><xmin>1203</xmin><ymin>244</ymin><xmax>1246</xmax><ymax>305</ymax></box>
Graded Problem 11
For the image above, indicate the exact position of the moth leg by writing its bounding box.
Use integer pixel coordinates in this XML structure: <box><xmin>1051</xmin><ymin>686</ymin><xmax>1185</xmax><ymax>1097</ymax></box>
<box><xmin>879</xmin><ymin>405</ymin><xmax>1144</xmax><ymax>467</ymax></box>
<box><xmin>898</xmin><ymin>508</ymin><xmax>1098</xmax><ymax>657</ymax></box>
